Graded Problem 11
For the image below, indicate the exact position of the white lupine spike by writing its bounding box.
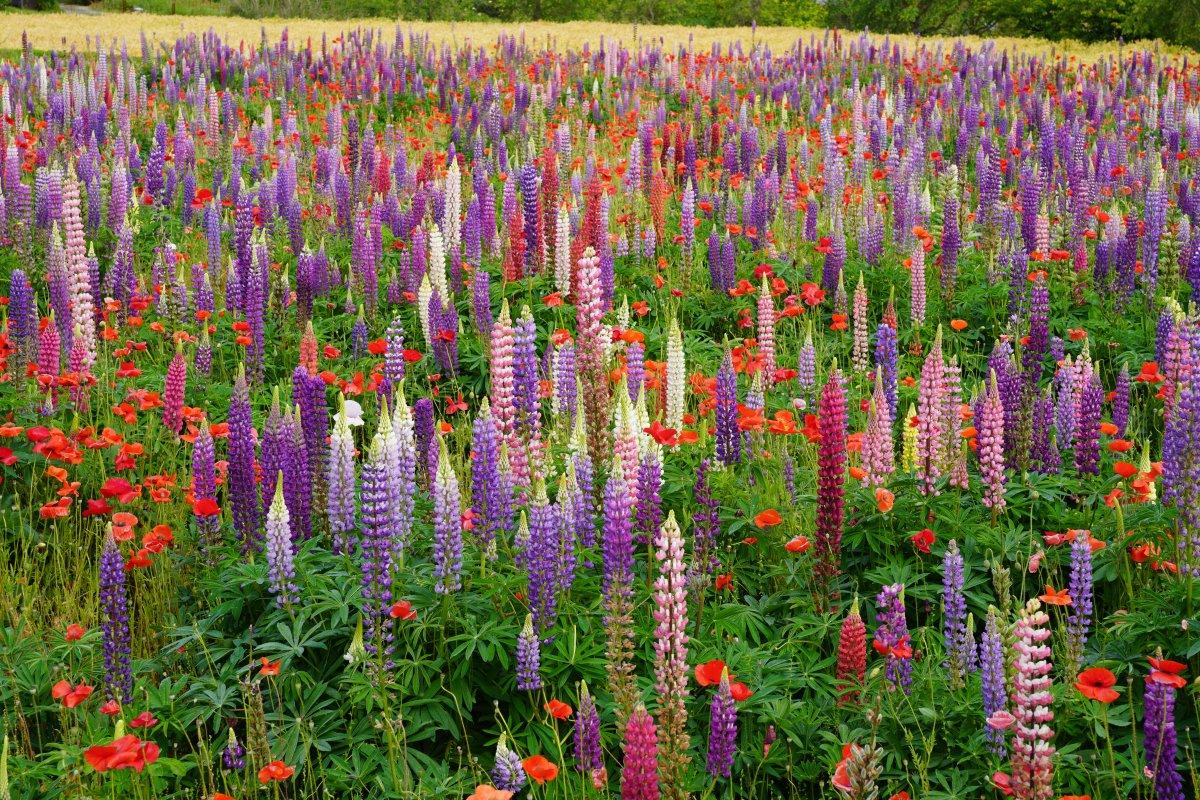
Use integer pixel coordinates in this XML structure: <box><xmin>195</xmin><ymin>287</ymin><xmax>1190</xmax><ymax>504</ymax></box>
<box><xmin>665</xmin><ymin>317</ymin><xmax>686</xmax><ymax>433</ymax></box>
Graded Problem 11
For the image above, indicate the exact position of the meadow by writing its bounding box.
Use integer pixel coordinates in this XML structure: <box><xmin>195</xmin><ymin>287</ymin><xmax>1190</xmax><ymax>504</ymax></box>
<box><xmin>0</xmin><ymin>13</ymin><xmax>1197</xmax><ymax>800</ymax></box>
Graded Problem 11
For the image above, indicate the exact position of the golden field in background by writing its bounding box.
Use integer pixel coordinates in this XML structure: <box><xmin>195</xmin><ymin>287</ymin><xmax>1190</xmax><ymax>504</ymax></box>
<box><xmin>0</xmin><ymin>11</ymin><xmax>1189</xmax><ymax>60</ymax></box>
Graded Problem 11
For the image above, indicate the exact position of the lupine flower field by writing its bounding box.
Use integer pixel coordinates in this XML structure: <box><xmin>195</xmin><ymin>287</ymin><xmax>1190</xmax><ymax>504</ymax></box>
<box><xmin>2</xmin><ymin>19</ymin><xmax>1200</xmax><ymax>800</ymax></box>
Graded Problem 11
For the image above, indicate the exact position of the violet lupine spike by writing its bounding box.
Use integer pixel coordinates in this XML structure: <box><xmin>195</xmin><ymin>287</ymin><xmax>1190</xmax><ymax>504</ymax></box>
<box><xmin>706</xmin><ymin>671</ymin><xmax>737</xmax><ymax>779</ymax></box>
<box><xmin>526</xmin><ymin>478</ymin><xmax>560</xmax><ymax>629</ymax></box>
<box><xmin>99</xmin><ymin>527</ymin><xmax>133</xmax><ymax>704</ymax></box>
<box><xmin>492</xmin><ymin>735</ymin><xmax>527</xmax><ymax>793</ymax></box>
<box><xmin>875</xmin><ymin>582</ymin><xmax>913</xmax><ymax>693</ymax></box>
<box><xmin>470</xmin><ymin>399</ymin><xmax>504</xmax><ymax>558</ymax></box>
<box><xmin>980</xmin><ymin>607</ymin><xmax>1008</xmax><ymax>757</ymax></box>
<box><xmin>942</xmin><ymin>540</ymin><xmax>973</xmax><ymax>688</ymax></box>
<box><xmin>1074</xmin><ymin>372</ymin><xmax>1103</xmax><ymax>476</ymax></box>
<box><xmin>192</xmin><ymin>421</ymin><xmax>219</xmax><ymax>549</ymax></box>
<box><xmin>715</xmin><ymin>348</ymin><xmax>741</xmax><ymax>465</ymax></box>
<box><xmin>1144</xmin><ymin>671</ymin><xmax>1185</xmax><ymax>800</ymax></box>
<box><xmin>574</xmin><ymin>681</ymin><xmax>603</xmax><ymax>778</ymax></box>
<box><xmin>516</xmin><ymin>613</ymin><xmax>542</xmax><ymax>691</ymax></box>
<box><xmin>359</xmin><ymin>431</ymin><xmax>396</xmax><ymax>667</ymax></box>
<box><xmin>8</xmin><ymin>269</ymin><xmax>36</xmax><ymax>376</ymax></box>
<box><xmin>1065</xmin><ymin>532</ymin><xmax>1094</xmax><ymax>673</ymax></box>
<box><xmin>228</xmin><ymin>366</ymin><xmax>261</xmax><ymax>552</ymax></box>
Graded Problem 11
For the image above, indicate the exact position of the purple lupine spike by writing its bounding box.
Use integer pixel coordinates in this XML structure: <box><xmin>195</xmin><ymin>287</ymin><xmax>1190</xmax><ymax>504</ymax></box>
<box><xmin>636</xmin><ymin>446</ymin><xmax>664</xmax><ymax>543</ymax></box>
<box><xmin>414</xmin><ymin>397</ymin><xmax>436</xmax><ymax>489</ymax></box>
<box><xmin>875</xmin><ymin>583</ymin><xmax>912</xmax><ymax>693</ymax></box>
<box><xmin>1065</xmin><ymin>532</ymin><xmax>1094</xmax><ymax>672</ymax></box>
<box><xmin>8</xmin><ymin>269</ymin><xmax>37</xmax><ymax>376</ymax></box>
<box><xmin>470</xmin><ymin>400</ymin><xmax>504</xmax><ymax>558</ymax></box>
<box><xmin>384</xmin><ymin>317</ymin><xmax>406</xmax><ymax>387</ymax></box>
<box><xmin>516</xmin><ymin>613</ymin><xmax>542</xmax><ymax>691</ymax></box>
<box><xmin>283</xmin><ymin>406</ymin><xmax>312</xmax><ymax>542</ymax></box>
<box><xmin>1144</xmin><ymin>668</ymin><xmax>1185</xmax><ymax>800</ymax></box>
<box><xmin>192</xmin><ymin>421</ymin><xmax>219</xmax><ymax>548</ymax></box>
<box><xmin>228</xmin><ymin>366</ymin><xmax>260</xmax><ymax>551</ymax></box>
<box><xmin>99</xmin><ymin>528</ymin><xmax>133</xmax><ymax>703</ymax></box>
<box><xmin>874</xmin><ymin>322</ymin><xmax>898</xmax><ymax>418</ymax></box>
<box><xmin>625</xmin><ymin>341</ymin><xmax>645</xmax><ymax>404</ymax></box>
<box><xmin>574</xmin><ymin>681</ymin><xmax>603</xmax><ymax>778</ymax></box>
<box><xmin>360</xmin><ymin>431</ymin><xmax>396</xmax><ymax>666</ymax></box>
<box><xmin>980</xmin><ymin>607</ymin><xmax>1008</xmax><ymax>757</ymax></box>
<box><xmin>554</xmin><ymin>342</ymin><xmax>578</xmax><ymax>423</ymax></box>
<box><xmin>942</xmin><ymin>540</ymin><xmax>974</xmax><ymax>686</ymax></box>
<box><xmin>492</xmin><ymin>735</ymin><xmax>527</xmax><ymax>792</ymax></box>
<box><xmin>706</xmin><ymin>672</ymin><xmax>737</xmax><ymax>779</ymax></box>
<box><xmin>715</xmin><ymin>349</ymin><xmax>740</xmax><ymax>465</ymax></box>
<box><xmin>1074</xmin><ymin>372</ymin><xmax>1102</xmax><ymax>475</ymax></box>
<box><xmin>526</xmin><ymin>478</ymin><xmax>560</xmax><ymax>629</ymax></box>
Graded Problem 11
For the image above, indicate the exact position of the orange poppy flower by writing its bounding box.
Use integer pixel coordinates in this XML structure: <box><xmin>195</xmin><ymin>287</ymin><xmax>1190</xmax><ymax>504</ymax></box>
<box><xmin>1039</xmin><ymin>586</ymin><xmax>1072</xmax><ymax>606</ymax></box>
<box><xmin>949</xmin><ymin>319</ymin><xmax>968</xmax><ymax>331</ymax></box>
<box><xmin>1113</xmin><ymin>461</ymin><xmax>1138</xmax><ymax>479</ymax></box>
<box><xmin>875</xmin><ymin>488</ymin><xmax>894</xmax><ymax>513</ymax></box>
<box><xmin>1107</xmin><ymin>439</ymin><xmax>1133</xmax><ymax>453</ymax></box>
<box><xmin>1099</xmin><ymin>422</ymin><xmax>1119</xmax><ymax>436</ymax></box>
<box><xmin>467</xmin><ymin>786</ymin><xmax>514</xmax><ymax>800</ymax></box>
<box><xmin>258</xmin><ymin>657</ymin><xmax>281</xmax><ymax>677</ymax></box>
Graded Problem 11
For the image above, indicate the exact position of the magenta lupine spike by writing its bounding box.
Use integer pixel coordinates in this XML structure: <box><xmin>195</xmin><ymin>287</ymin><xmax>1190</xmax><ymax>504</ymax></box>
<box><xmin>38</xmin><ymin>314</ymin><xmax>61</xmax><ymax>383</ymax></box>
<box><xmin>851</xmin><ymin>273</ymin><xmax>869</xmax><ymax>373</ymax></box>
<box><xmin>621</xmin><ymin>705</ymin><xmax>660</xmax><ymax>800</ymax></box>
<box><xmin>861</xmin><ymin>374</ymin><xmax>894</xmax><ymax>487</ymax></box>
<box><xmin>162</xmin><ymin>340</ymin><xmax>187</xmax><ymax>435</ymax></box>
<box><xmin>917</xmin><ymin>330</ymin><xmax>946</xmax><ymax>495</ymax></box>
<box><xmin>1009</xmin><ymin>599</ymin><xmax>1055</xmax><ymax>800</ymax></box>
<box><xmin>756</xmin><ymin>275</ymin><xmax>776</xmax><ymax>382</ymax></box>
<box><xmin>979</xmin><ymin>372</ymin><xmax>1007</xmax><ymax>512</ymax></box>
<box><xmin>814</xmin><ymin>367</ymin><xmax>847</xmax><ymax>603</ymax></box>
<box><xmin>652</xmin><ymin>511</ymin><xmax>690</xmax><ymax>788</ymax></box>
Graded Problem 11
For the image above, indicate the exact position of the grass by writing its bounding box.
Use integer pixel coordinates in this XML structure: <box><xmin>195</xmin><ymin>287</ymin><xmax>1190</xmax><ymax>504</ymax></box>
<box><xmin>0</xmin><ymin>8</ymin><xmax>1193</xmax><ymax>59</ymax></box>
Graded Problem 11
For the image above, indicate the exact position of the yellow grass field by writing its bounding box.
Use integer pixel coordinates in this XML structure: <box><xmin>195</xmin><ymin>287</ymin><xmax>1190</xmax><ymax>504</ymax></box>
<box><xmin>0</xmin><ymin>10</ymin><xmax>1189</xmax><ymax>60</ymax></box>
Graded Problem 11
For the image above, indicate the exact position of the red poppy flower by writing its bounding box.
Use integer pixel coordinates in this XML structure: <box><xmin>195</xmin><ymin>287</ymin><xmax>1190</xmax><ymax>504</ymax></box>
<box><xmin>521</xmin><ymin>755</ymin><xmax>559</xmax><ymax>784</ymax></box>
<box><xmin>714</xmin><ymin>573</ymin><xmax>734</xmax><ymax>591</ymax></box>
<box><xmin>85</xmin><ymin>734</ymin><xmax>160</xmax><ymax>773</ymax></box>
<box><xmin>785</xmin><ymin>536</ymin><xmax>811</xmax><ymax>553</ymax></box>
<box><xmin>544</xmin><ymin>699</ymin><xmax>573</xmax><ymax>720</ymax></box>
<box><xmin>389</xmin><ymin>600</ymin><xmax>417</xmax><ymax>620</ymax></box>
<box><xmin>193</xmin><ymin>497</ymin><xmax>221</xmax><ymax>516</ymax></box>
<box><xmin>695</xmin><ymin>659</ymin><xmax>728</xmax><ymax>687</ymax></box>
<box><xmin>729</xmin><ymin>681</ymin><xmax>753</xmax><ymax>702</ymax></box>
<box><xmin>259</xmin><ymin>657</ymin><xmax>281</xmax><ymax>677</ymax></box>
<box><xmin>753</xmin><ymin>509</ymin><xmax>782</xmax><ymax>528</ymax></box>
<box><xmin>643</xmin><ymin>420</ymin><xmax>678</xmax><ymax>447</ymax></box>
<box><xmin>52</xmin><ymin>680</ymin><xmax>94</xmax><ymax>708</ymax></box>
<box><xmin>257</xmin><ymin>760</ymin><xmax>294</xmax><ymax>783</ymax></box>
<box><xmin>129</xmin><ymin>711</ymin><xmax>158</xmax><ymax>729</ymax></box>
<box><xmin>65</xmin><ymin>623</ymin><xmax>86</xmax><ymax>641</ymax></box>
<box><xmin>909</xmin><ymin>528</ymin><xmax>935</xmax><ymax>553</ymax></box>
<box><xmin>1075</xmin><ymin>667</ymin><xmax>1119</xmax><ymax>703</ymax></box>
